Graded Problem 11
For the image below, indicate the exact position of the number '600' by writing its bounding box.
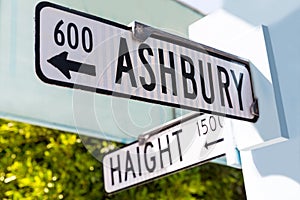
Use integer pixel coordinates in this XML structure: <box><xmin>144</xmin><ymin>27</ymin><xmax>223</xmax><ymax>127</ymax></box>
<box><xmin>54</xmin><ymin>20</ymin><xmax>93</xmax><ymax>53</ymax></box>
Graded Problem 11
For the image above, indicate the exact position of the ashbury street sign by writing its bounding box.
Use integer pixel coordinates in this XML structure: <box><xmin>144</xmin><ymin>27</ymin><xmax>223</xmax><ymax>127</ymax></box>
<box><xmin>103</xmin><ymin>113</ymin><xmax>227</xmax><ymax>193</ymax></box>
<box><xmin>35</xmin><ymin>2</ymin><xmax>258</xmax><ymax>122</ymax></box>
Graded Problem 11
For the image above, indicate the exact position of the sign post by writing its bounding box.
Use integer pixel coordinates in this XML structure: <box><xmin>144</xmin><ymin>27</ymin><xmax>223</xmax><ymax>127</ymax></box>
<box><xmin>103</xmin><ymin>113</ymin><xmax>234</xmax><ymax>193</ymax></box>
<box><xmin>35</xmin><ymin>2</ymin><xmax>258</xmax><ymax>122</ymax></box>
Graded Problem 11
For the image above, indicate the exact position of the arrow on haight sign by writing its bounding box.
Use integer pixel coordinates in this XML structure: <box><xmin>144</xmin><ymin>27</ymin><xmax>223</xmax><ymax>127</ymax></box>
<box><xmin>205</xmin><ymin>138</ymin><xmax>224</xmax><ymax>149</ymax></box>
<box><xmin>47</xmin><ymin>52</ymin><xmax>96</xmax><ymax>79</ymax></box>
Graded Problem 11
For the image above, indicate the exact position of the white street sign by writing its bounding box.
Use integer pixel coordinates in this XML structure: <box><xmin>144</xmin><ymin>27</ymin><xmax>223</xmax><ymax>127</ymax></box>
<box><xmin>103</xmin><ymin>113</ymin><xmax>230</xmax><ymax>193</ymax></box>
<box><xmin>35</xmin><ymin>2</ymin><xmax>258</xmax><ymax>122</ymax></box>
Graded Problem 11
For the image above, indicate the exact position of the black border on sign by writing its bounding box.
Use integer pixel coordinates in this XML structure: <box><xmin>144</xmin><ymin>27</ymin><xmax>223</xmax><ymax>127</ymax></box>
<box><xmin>35</xmin><ymin>1</ymin><xmax>258</xmax><ymax>123</ymax></box>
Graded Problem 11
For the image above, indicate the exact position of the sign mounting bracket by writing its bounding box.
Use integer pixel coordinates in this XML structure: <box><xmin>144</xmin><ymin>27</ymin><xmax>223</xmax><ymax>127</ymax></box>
<box><xmin>131</xmin><ymin>21</ymin><xmax>231</xmax><ymax>60</ymax></box>
<box><xmin>250</xmin><ymin>98</ymin><xmax>259</xmax><ymax>117</ymax></box>
<box><xmin>138</xmin><ymin>112</ymin><xmax>201</xmax><ymax>145</ymax></box>
<box><xmin>131</xmin><ymin>21</ymin><xmax>207</xmax><ymax>48</ymax></box>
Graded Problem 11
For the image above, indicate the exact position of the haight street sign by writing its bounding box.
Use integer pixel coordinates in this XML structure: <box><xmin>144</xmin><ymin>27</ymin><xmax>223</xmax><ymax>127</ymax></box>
<box><xmin>103</xmin><ymin>113</ymin><xmax>231</xmax><ymax>193</ymax></box>
<box><xmin>35</xmin><ymin>2</ymin><xmax>258</xmax><ymax>122</ymax></box>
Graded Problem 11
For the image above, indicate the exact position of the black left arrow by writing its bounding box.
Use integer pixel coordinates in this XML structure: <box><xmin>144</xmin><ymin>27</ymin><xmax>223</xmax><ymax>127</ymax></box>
<box><xmin>204</xmin><ymin>138</ymin><xmax>224</xmax><ymax>149</ymax></box>
<box><xmin>47</xmin><ymin>51</ymin><xmax>96</xmax><ymax>79</ymax></box>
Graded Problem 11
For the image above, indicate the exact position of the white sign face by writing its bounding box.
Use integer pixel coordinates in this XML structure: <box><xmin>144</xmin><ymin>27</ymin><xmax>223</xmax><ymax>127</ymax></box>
<box><xmin>35</xmin><ymin>2</ymin><xmax>258</xmax><ymax>122</ymax></box>
<box><xmin>103</xmin><ymin>113</ymin><xmax>227</xmax><ymax>193</ymax></box>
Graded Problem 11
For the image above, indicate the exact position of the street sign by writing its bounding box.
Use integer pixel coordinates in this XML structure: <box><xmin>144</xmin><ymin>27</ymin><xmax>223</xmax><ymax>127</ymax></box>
<box><xmin>103</xmin><ymin>113</ymin><xmax>229</xmax><ymax>193</ymax></box>
<box><xmin>35</xmin><ymin>2</ymin><xmax>258</xmax><ymax>122</ymax></box>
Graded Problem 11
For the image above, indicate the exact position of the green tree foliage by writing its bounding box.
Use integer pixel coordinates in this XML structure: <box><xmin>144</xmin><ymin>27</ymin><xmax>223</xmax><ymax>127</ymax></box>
<box><xmin>0</xmin><ymin>119</ymin><xmax>246</xmax><ymax>199</ymax></box>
